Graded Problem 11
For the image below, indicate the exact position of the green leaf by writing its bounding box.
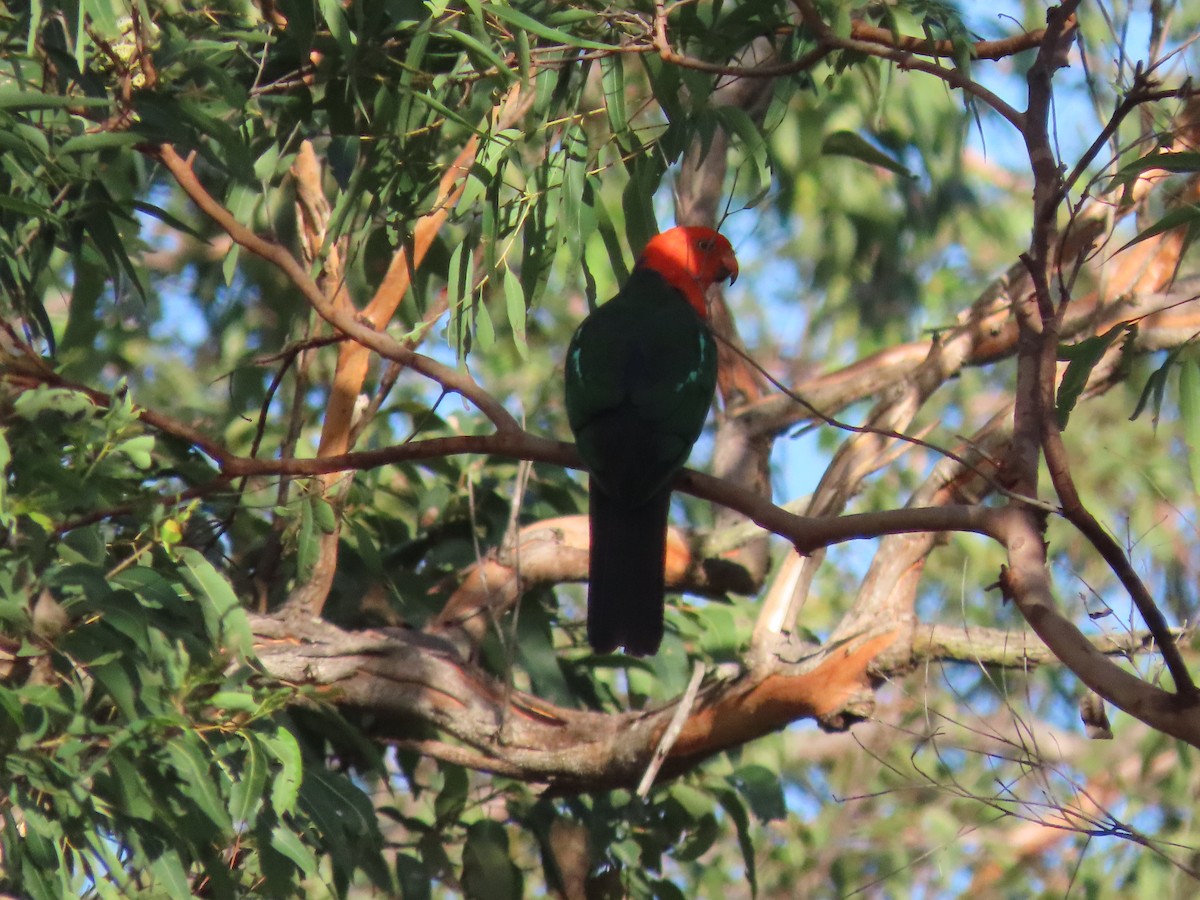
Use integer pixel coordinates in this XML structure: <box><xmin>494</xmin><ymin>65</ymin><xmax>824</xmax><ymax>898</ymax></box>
<box><xmin>600</xmin><ymin>55</ymin><xmax>628</xmax><ymax>137</ymax></box>
<box><xmin>1106</xmin><ymin>151</ymin><xmax>1200</xmax><ymax>195</ymax></box>
<box><xmin>0</xmin><ymin>430</ymin><xmax>12</xmax><ymax>528</ymax></box>
<box><xmin>396</xmin><ymin>852</ymin><xmax>432</xmax><ymax>900</ymax></box>
<box><xmin>83</xmin><ymin>206</ymin><xmax>148</xmax><ymax>302</ymax></box>
<box><xmin>148</xmin><ymin>849</ymin><xmax>192</xmax><ymax>897</ymax></box>
<box><xmin>92</xmin><ymin>660</ymin><xmax>140</xmax><ymax>717</ymax></box>
<box><xmin>208</xmin><ymin>690</ymin><xmax>260</xmax><ymax>713</ymax></box>
<box><xmin>112</xmin><ymin>566</ymin><xmax>178</xmax><ymax>609</ymax></box>
<box><xmin>1056</xmin><ymin>322</ymin><xmax>1131</xmax><ymax>428</ymax></box>
<box><xmin>621</xmin><ymin>158</ymin><xmax>661</xmax><ymax>256</ymax></box>
<box><xmin>297</xmin><ymin>494</ymin><xmax>317</xmax><ymax>581</ymax></box>
<box><xmin>13</xmin><ymin>385</ymin><xmax>97</xmax><ymax>419</ymax></box>
<box><xmin>822</xmin><ymin>130</ymin><xmax>915</xmax><ymax>179</ymax></box>
<box><xmin>0</xmin><ymin>89</ymin><xmax>110</xmax><ymax>111</ymax></box>
<box><xmin>447</xmin><ymin>239</ymin><xmax>471</xmax><ymax>357</ymax></box>
<box><xmin>114</xmin><ymin>434</ymin><xmax>155</xmax><ymax>469</ymax></box>
<box><xmin>1131</xmin><ymin>346</ymin><xmax>1183</xmax><ymax>427</ymax></box>
<box><xmin>406</xmin><ymin>87</ymin><xmax>482</xmax><ymax>135</ymax></box>
<box><xmin>318</xmin><ymin>0</ymin><xmax>355</xmax><ymax>55</ymax></box>
<box><xmin>462</xmin><ymin>820</ymin><xmax>522</xmax><ymax>900</ymax></box>
<box><xmin>270</xmin><ymin>823</ymin><xmax>319</xmax><ymax>875</ymax></box>
<box><xmin>132</xmin><ymin>199</ymin><xmax>205</xmax><ymax>240</ymax></box>
<box><xmin>448</xmin><ymin>29</ymin><xmax>515</xmax><ymax>84</ymax></box>
<box><xmin>175</xmin><ymin>546</ymin><xmax>254</xmax><ymax>658</ymax></box>
<box><xmin>166</xmin><ymin>735</ymin><xmax>233</xmax><ymax>832</ymax></box>
<box><xmin>1115</xmin><ymin>205</ymin><xmax>1200</xmax><ymax>253</ymax></box>
<box><xmin>1178</xmin><ymin>359</ymin><xmax>1200</xmax><ymax>495</ymax></box>
<box><xmin>474</xmin><ymin>294</ymin><xmax>495</xmax><ymax>349</ymax></box>
<box><xmin>265</xmin><ymin>725</ymin><xmax>303</xmax><ymax>815</ymax></box>
<box><xmin>727</xmin><ymin>764</ymin><xmax>786</xmax><ymax>822</ymax></box>
<box><xmin>311</xmin><ymin>495</ymin><xmax>337</xmax><ymax>533</ymax></box>
<box><xmin>229</xmin><ymin>733</ymin><xmax>269</xmax><ymax>828</ymax></box>
<box><xmin>713</xmin><ymin>787</ymin><xmax>757</xmax><ymax>896</ymax></box>
<box><xmin>715</xmin><ymin>106</ymin><xmax>773</xmax><ymax>195</ymax></box>
<box><xmin>0</xmin><ymin>194</ymin><xmax>56</xmax><ymax>220</ymax></box>
<box><xmin>487</xmin><ymin>5</ymin><xmax>614</xmax><ymax>51</ymax></box>
<box><xmin>108</xmin><ymin>750</ymin><xmax>156</xmax><ymax>820</ymax></box>
<box><xmin>435</xmin><ymin>764</ymin><xmax>469</xmax><ymax>823</ymax></box>
<box><xmin>58</xmin><ymin>132</ymin><xmax>144</xmax><ymax>155</ymax></box>
<box><xmin>674</xmin><ymin>812</ymin><xmax>720</xmax><ymax>862</ymax></box>
<box><xmin>503</xmin><ymin>265</ymin><xmax>527</xmax><ymax>358</ymax></box>
<box><xmin>670</xmin><ymin>783</ymin><xmax>715</xmax><ymax>819</ymax></box>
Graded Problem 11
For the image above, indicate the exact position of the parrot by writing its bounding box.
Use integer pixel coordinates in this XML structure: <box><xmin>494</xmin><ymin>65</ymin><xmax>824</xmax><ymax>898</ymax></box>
<box><xmin>565</xmin><ymin>226</ymin><xmax>739</xmax><ymax>655</ymax></box>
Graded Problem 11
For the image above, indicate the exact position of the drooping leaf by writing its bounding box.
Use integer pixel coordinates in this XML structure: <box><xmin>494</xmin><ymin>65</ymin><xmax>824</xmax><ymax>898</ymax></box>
<box><xmin>503</xmin><ymin>264</ymin><xmax>527</xmax><ymax>358</ymax></box>
<box><xmin>1131</xmin><ymin>346</ymin><xmax>1184</xmax><ymax>427</ymax></box>
<box><xmin>727</xmin><ymin>765</ymin><xmax>786</xmax><ymax>822</ymax></box>
<box><xmin>229</xmin><ymin>732</ymin><xmax>270</xmax><ymax>828</ymax></box>
<box><xmin>1177</xmin><ymin>358</ymin><xmax>1200</xmax><ymax>495</ymax></box>
<box><xmin>822</xmin><ymin>129</ymin><xmax>915</xmax><ymax>179</ymax></box>
<box><xmin>265</xmin><ymin>725</ymin><xmax>304</xmax><ymax>816</ymax></box>
<box><xmin>1057</xmin><ymin>322</ymin><xmax>1133</xmax><ymax>428</ymax></box>
<box><xmin>175</xmin><ymin>547</ymin><xmax>254</xmax><ymax>658</ymax></box>
<box><xmin>1115</xmin><ymin>205</ymin><xmax>1200</xmax><ymax>254</ymax></box>
<box><xmin>462</xmin><ymin>820</ymin><xmax>522</xmax><ymax>900</ymax></box>
<box><xmin>712</xmin><ymin>786</ymin><xmax>758</xmax><ymax>897</ymax></box>
<box><xmin>165</xmin><ymin>735</ymin><xmax>233</xmax><ymax>832</ymax></box>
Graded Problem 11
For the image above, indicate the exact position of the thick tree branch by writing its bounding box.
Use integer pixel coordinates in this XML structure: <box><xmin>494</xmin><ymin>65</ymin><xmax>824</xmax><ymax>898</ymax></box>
<box><xmin>249</xmin><ymin>612</ymin><xmax>899</xmax><ymax>789</ymax></box>
<box><xmin>240</xmin><ymin>548</ymin><xmax>1200</xmax><ymax>794</ymax></box>
<box><xmin>429</xmin><ymin>515</ymin><xmax>755</xmax><ymax>650</ymax></box>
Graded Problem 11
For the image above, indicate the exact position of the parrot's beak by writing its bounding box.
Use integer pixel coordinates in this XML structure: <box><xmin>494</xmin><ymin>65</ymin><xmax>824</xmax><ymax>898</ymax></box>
<box><xmin>718</xmin><ymin>250</ymin><xmax>739</xmax><ymax>285</ymax></box>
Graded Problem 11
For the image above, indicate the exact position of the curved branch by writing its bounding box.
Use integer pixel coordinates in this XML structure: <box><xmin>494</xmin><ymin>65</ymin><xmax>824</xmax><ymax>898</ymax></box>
<box><xmin>217</xmin><ymin>430</ymin><xmax>1001</xmax><ymax>553</ymax></box>
<box><xmin>5</xmin><ymin>594</ymin><xmax>1190</xmax><ymax>795</ymax></box>
<box><xmin>147</xmin><ymin>144</ymin><xmax>521</xmax><ymax>434</ymax></box>
<box><xmin>428</xmin><ymin>514</ymin><xmax>754</xmax><ymax>649</ymax></box>
<box><xmin>988</xmin><ymin>505</ymin><xmax>1200</xmax><ymax>745</ymax></box>
<box><xmin>250</xmin><ymin>612</ymin><xmax>898</xmax><ymax>790</ymax></box>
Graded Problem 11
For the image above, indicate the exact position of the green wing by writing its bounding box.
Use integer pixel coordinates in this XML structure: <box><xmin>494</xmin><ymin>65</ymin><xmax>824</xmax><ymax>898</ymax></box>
<box><xmin>565</xmin><ymin>268</ymin><xmax>717</xmax><ymax>507</ymax></box>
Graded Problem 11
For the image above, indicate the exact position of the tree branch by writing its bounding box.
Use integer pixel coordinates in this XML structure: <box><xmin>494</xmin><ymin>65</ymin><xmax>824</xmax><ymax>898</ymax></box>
<box><xmin>790</xmin><ymin>0</ymin><xmax>1026</xmax><ymax>129</ymax></box>
<box><xmin>913</xmin><ymin>622</ymin><xmax>1195</xmax><ymax>668</ymax></box>
<box><xmin>1017</xmin><ymin>1</ymin><xmax>1195</xmax><ymax>696</ymax></box>
<box><xmin>989</xmin><ymin>505</ymin><xmax>1200</xmax><ymax>745</ymax></box>
<box><xmin>146</xmin><ymin>144</ymin><xmax>521</xmax><ymax>435</ymax></box>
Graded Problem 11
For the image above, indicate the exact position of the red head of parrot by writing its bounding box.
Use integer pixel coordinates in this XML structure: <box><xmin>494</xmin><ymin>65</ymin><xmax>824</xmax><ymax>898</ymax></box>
<box><xmin>635</xmin><ymin>226</ymin><xmax>739</xmax><ymax>317</ymax></box>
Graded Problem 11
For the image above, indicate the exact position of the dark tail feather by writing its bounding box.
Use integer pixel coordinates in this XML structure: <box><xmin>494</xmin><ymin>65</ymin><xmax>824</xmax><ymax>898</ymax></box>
<box><xmin>586</xmin><ymin>481</ymin><xmax>671</xmax><ymax>656</ymax></box>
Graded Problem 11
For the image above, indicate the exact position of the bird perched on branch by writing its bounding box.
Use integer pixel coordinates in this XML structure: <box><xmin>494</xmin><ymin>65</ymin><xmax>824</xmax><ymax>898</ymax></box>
<box><xmin>565</xmin><ymin>226</ymin><xmax>738</xmax><ymax>655</ymax></box>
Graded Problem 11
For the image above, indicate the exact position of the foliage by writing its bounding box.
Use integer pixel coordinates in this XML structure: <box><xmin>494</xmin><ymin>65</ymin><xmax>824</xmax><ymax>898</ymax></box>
<box><xmin>1</xmin><ymin>0</ymin><xmax>1200</xmax><ymax>897</ymax></box>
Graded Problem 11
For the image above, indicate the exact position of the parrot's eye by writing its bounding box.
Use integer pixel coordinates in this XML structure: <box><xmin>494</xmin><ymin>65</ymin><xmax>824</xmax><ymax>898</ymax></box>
<box><xmin>696</xmin><ymin>237</ymin><xmax>714</xmax><ymax>252</ymax></box>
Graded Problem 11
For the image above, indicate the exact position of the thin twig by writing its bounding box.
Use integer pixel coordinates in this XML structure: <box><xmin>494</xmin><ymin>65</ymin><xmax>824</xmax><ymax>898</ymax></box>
<box><xmin>638</xmin><ymin>661</ymin><xmax>706</xmax><ymax>797</ymax></box>
<box><xmin>714</xmin><ymin>332</ymin><xmax>1060</xmax><ymax>514</ymax></box>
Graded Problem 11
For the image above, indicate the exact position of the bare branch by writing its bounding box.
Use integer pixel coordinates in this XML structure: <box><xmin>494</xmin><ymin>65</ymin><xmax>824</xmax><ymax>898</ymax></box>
<box><xmin>913</xmin><ymin>622</ymin><xmax>1194</xmax><ymax>668</ymax></box>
